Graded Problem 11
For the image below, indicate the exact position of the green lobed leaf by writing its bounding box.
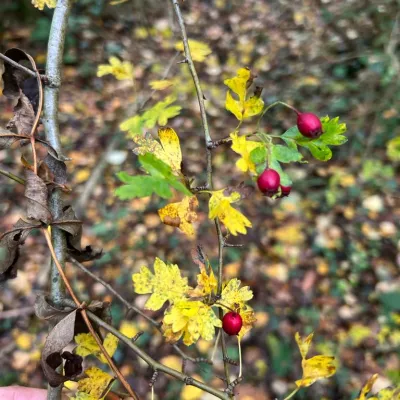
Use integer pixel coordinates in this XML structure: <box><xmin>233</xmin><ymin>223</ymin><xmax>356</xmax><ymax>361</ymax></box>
<box><xmin>272</xmin><ymin>144</ymin><xmax>303</xmax><ymax>163</ymax></box>
<box><xmin>115</xmin><ymin>176</ymin><xmax>171</xmax><ymax>199</ymax></box>
<box><xmin>281</xmin><ymin>116</ymin><xmax>346</xmax><ymax>161</ymax></box>
<box><xmin>250</xmin><ymin>146</ymin><xmax>267</xmax><ymax>164</ymax></box>
<box><xmin>319</xmin><ymin>116</ymin><xmax>347</xmax><ymax>146</ymax></box>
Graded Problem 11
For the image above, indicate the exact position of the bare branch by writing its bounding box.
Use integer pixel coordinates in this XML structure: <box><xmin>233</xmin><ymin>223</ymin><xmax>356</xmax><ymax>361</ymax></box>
<box><xmin>0</xmin><ymin>52</ymin><xmax>47</xmax><ymax>82</ymax></box>
<box><xmin>87</xmin><ymin>311</ymin><xmax>230</xmax><ymax>400</ymax></box>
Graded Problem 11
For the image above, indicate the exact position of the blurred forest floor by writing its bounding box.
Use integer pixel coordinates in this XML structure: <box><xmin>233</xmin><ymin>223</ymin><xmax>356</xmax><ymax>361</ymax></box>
<box><xmin>0</xmin><ymin>0</ymin><xmax>399</xmax><ymax>399</ymax></box>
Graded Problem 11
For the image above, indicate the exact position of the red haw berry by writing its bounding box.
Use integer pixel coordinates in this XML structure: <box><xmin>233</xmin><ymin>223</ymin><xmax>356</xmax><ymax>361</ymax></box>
<box><xmin>222</xmin><ymin>312</ymin><xmax>243</xmax><ymax>336</ymax></box>
<box><xmin>280</xmin><ymin>184</ymin><xmax>291</xmax><ymax>197</ymax></box>
<box><xmin>257</xmin><ymin>168</ymin><xmax>281</xmax><ymax>197</ymax></box>
<box><xmin>297</xmin><ymin>112</ymin><xmax>323</xmax><ymax>139</ymax></box>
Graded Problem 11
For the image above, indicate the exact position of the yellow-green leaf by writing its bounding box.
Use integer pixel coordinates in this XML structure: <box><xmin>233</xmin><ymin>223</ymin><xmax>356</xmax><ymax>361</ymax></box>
<box><xmin>295</xmin><ymin>332</ymin><xmax>314</xmax><ymax>359</ymax></box>
<box><xmin>296</xmin><ymin>355</ymin><xmax>336</xmax><ymax>387</ymax></box>
<box><xmin>208</xmin><ymin>190</ymin><xmax>252</xmax><ymax>236</ymax></box>
<box><xmin>294</xmin><ymin>332</ymin><xmax>336</xmax><ymax>388</ymax></box>
<box><xmin>75</xmin><ymin>333</ymin><xmax>118</xmax><ymax>364</ymax></box>
<box><xmin>132</xmin><ymin>257</ymin><xmax>190</xmax><ymax>310</ymax></box>
<box><xmin>32</xmin><ymin>0</ymin><xmax>56</xmax><ymax>10</ymax></box>
<box><xmin>175</xmin><ymin>40</ymin><xmax>212</xmax><ymax>62</ymax></box>
<box><xmin>158</xmin><ymin>196</ymin><xmax>198</xmax><ymax>238</ymax></box>
<box><xmin>356</xmin><ymin>374</ymin><xmax>378</xmax><ymax>400</ymax></box>
<box><xmin>230</xmin><ymin>131</ymin><xmax>263</xmax><ymax>174</ymax></box>
<box><xmin>150</xmin><ymin>80</ymin><xmax>174</xmax><ymax>90</ymax></box>
<box><xmin>77</xmin><ymin>367</ymin><xmax>114</xmax><ymax>399</ymax></box>
<box><xmin>163</xmin><ymin>300</ymin><xmax>221</xmax><ymax>346</ymax></box>
<box><xmin>97</xmin><ymin>57</ymin><xmax>134</xmax><ymax>81</ymax></box>
<box><xmin>223</xmin><ymin>68</ymin><xmax>264</xmax><ymax>121</ymax></box>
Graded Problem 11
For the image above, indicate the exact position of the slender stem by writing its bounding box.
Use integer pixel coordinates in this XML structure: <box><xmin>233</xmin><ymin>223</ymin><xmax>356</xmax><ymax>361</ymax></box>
<box><xmin>237</xmin><ymin>337</ymin><xmax>242</xmax><ymax>378</ymax></box>
<box><xmin>42</xmin><ymin>229</ymin><xmax>139</xmax><ymax>400</ymax></box>
<box><xmin>0</xmin><ymin>168</ymin><xmax>25</xmax><ymax>185</ymax></box>
<box><xmin>170</xmin><ymin>0</ymin><xmax>231</xmax><ymax>389</ymax></box>
<box><xmin>283</xmin><ymin>387</ymin><xmax>300</xmax><ymax>400</ymax></box>
<box><xmin>70</xmin><ymin>257</ymin><xmax>204</xmax><ymax>363</ymax></box>
<box><xmin>87</xmin><ymin>311</ymin><xmax>230</xmax><ymax>400</ymax></box>
<box><xmin>42</xmin><ymin>1</ymin><xmax>73</xmax><ymax>338</ymax></box>
<box><xmin>257</xmin><ymin>101</ymin><xmax>299</xmax><ymax>130</ymax></box>
<box><xmin>0</xmin><ymin>52</ymin><xmax>47</xmax><ymax>81</ymax></box>
<box><xmin>211</xmin><ymin>330</ymin><xmax>221</xmax><ymax>361</ymax></box>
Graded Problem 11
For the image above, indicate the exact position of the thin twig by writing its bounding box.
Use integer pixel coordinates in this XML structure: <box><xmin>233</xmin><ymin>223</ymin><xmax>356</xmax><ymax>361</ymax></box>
<box><xmin>42</xmin><ymin>229</ymin><xmax>139</xmax><ymax>400</ymax></box>
<box><xmin>0</xmin><ymin>306</ymin><xmax>35</xmax><ymax>320</ymax></box>
<box><xmin>0</xmin><ymin>52</ymin><xmax>47</xmax><ymax>82</ymax></box>
<box><xmin>24</xmin><ymin>53</ymin><xmax>43</xmax><ymax>175</ymax></box>
<box><xmin>170</xmin><ymin>0</ymin><xmax>231</xmax><ymax>389</ymax></box>
<box><xmin>0</xmin><ymin>168</ymin><xmax>25</xmax><ymax>185</ymax></box>
<box><xmin>70</xmin><ymin>257</ymin><xmax>209</xmax><ymax>364</ymax></box>
<box><xmin>87</xmin><ymin>311</ymin><xmax>230</xmax><ymax>400</ymax></box>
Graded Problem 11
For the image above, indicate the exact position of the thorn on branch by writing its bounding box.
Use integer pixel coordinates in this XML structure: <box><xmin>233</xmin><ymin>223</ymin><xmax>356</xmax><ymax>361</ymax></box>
<box><xmin>207</xmin><ymin>137</ymin><xmax>231</xmax><ymax>149</ymax></box>
<box><xmin>177</xmin><ymin>58</ymin><xmax>188</xmax><ymax>64</ymax></box>
<box><xmin>191</xmin><ymin>184</ymin><xmax>209</xmax><ymax>193</ymax></box>
<box><xmin>149</xmin><ymin>369</ymin><xmax>159</xmax><ymax>387</ymax></box>
<box><xmin>132</xmin><ymin>331</ymin><xmax>143</xmax><ymax>343</ymax></box>
<box><xmin>224</xmin><ymin>376</ymin><xmax>242</xmax><ymax>395</ymax></box>
<box><xmin>223</xmin><ymin>242</ymin><xmax>244</xmax><ymax>248</ymax></box>
<box><xmin>193</xmin><ymin>357</ymin><xmax>213</xmax><ymax>365</ymax></box>
<box><xmin>223</xmin><ymin>356</ymin><xmax>239</xmax><ymax>366</ymax></box>
<box><xmin>183</xmin><ymin>376</ymin><xmax>194</xmax><ymax>386</ymax></box>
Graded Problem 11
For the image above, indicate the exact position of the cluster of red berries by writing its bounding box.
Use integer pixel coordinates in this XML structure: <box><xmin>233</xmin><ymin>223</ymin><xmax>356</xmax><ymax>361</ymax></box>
<box><xmin>257</xmin><ymin>112</ymin><xmax>323</xmax><ymax>198</ymax></box>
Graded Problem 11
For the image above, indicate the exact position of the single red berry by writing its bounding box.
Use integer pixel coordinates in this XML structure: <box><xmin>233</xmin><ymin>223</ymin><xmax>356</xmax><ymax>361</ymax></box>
<box><xmin>280</xmin><ymin>184</ymin><xmax>291</xmax><ymax>197</ymax></box>
<box><xmin>297</xmin><ymin>112</ymin><xmax>323</xmax><ymax>139</ymax></box>
<box><xmin>222</xmin><ymin>312</ymin><xmax>243</xmax><ymax>336</ymax></box>
<box><xmin>257</xmin><ymin>168</ymin><xmax>281</xmax><ymax>197</ymax></box>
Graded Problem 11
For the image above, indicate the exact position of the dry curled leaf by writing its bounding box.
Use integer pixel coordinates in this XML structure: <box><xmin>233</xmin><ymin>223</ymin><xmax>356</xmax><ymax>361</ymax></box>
<box><xmin>25</xmin><ymin>169</ymin><xmax>52</xmax><ymax>224</ymax></box>
<box><xmin>0</xmin><ymin>219</ymin><xmax>39</xmax><ymax>282</ymax></box>
<box><xmin>41</xmin><ymin>309</ymin><xmax>81</xmax><ymax>387</ymax></box>
<box><xmin>51</xmin><ymin>206</ymin><xmax>102</xmax><ymax>262</ymax></box>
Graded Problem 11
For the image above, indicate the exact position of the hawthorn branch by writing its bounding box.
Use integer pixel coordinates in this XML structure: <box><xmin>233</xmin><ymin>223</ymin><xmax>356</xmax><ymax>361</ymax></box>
<box><xmin>170</xmin><ymin>0</ymin><xmax>231</xmax><ymax>389</ymax></box>
<box><xmin>42</xmin><ymin>229</ymin><xmax>139</xmax><ymax>400</ymax></box>
<box><xmin>43</xmin><ymin>0</ymin><xmax>73</xmax><ymax>310</ymax></box>
<box><xmin>41</xmin><ymin>3</ymin><xmax>76</xmax><ymax>399</ymax></box>
<box><xmin>87</xmin><ymin>311</ymin><xmax>230</xmax><ymax>400</ymax></box>
<box><xmin>0</xmin><ymin>52</ymin><xmax>48</xmax><ymax>82</ymax></box>
<box><xmin>0</xmin><ymin>168</ymin><xmax>25</xmax><ymax>185</ymax></box>
<box><xmin>70</xmin><ymin>257</ymin><xmax>210</xmax><ymax>364</ymax></box>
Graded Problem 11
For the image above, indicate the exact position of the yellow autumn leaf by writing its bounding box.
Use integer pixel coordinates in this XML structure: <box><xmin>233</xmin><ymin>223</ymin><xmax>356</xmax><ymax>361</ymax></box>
<box><xmin>75</xmin><ymin>333</ymin><xmax>119</xmax><ymax>364</ymax></box>
<box><xmin>208</xmin><ymin>190</ymin><xmax>252</xmax><ymax>236</ymax></box>
<box><xmin>175</xmin><ymin>39</ymin><xmax>212</xmax><ymax>62</ymax></box>
<box><xmin>230</xmin><ymin>131</ymin><xmax>263</xmax><ymax>174</ymax></box>
<box><xmin>132</xmin><ymin>257</ymin><xmax>190</xmax><ymax>310</ymax></box>
<box><xmin>372</xmin><ymin>387</ymin><xmax>400</xmax><ymax>400</ymax></box>
<box><xmin>188</xmin><ymin>263</ymin><xmax>218</xmax><ymax>299</ymax></box>
<box><xmin>356</xmin><ymin>374</ymin><xmax>378</xmax><ymax>400</ymax></box>
<box><xmin>77</xmin><ymin>367</ymin><xmax>114</xmax><ymax>399</ymax></box>
<box><xmin>224</xmin><ymin>68</ymin><xmax>264</xmax><ymax>121</ymax></box>
<box><xmin>237</xmin><ymin>305</ymin><xmax>256</xmax><ymax>339</ymax></box>
<box><xmin>119</xmin><ymin>320</ymin><xmax>140</xmax><ymax>339</ymax></box>
<box><xmin>158</xmin><ymin>196</ymin><xmax>198</xmax><ymax>237</ymax></box>
<box><xmin>70</xmin><ymin>392</ymin><xmax>96</xmax><ymax>400</ymax></box>
<box><xmin>220</xmin><ymin>278</ymin><xmax>253</xmax><ymax>310</ymax></box>
<box><xmin>162</xmin><ymin>299</ymin><xmax>221</xmax><ymax>346</ymax></box>
<box><xmin>295</xmin><ymin>332</ymin><xmax>336</xmax><ymax>388</ymax></box>
<box><xmin>133</xmin><ymin>127</ymin><xmax>182</xmax><ymax>174</ymax></box>
<box><xmin>32</xmin><ymin>0</ymin><xmax>57</xmax><ymax>10</ymax></box>
<box><xmin>97</xmin><ymin>57</ymin><xmax>134</xmax><ymax>80</ymax></box>
<box><xmin>150</xmin><ymin>80</ymin><xmax>174</xmax><ymax>90</ymax></box>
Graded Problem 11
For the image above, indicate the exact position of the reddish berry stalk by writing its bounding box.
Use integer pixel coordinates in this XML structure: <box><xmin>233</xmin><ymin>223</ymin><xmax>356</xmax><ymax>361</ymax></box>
<box><xmin>297</xmin><ymin>112</ymin><xmax>323</xmax><ymax>139</ymax></box>
<box><xmin>222</xmin><ymin>312</ymin><xmax>243</xmax><ymax>336</ymax></box>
